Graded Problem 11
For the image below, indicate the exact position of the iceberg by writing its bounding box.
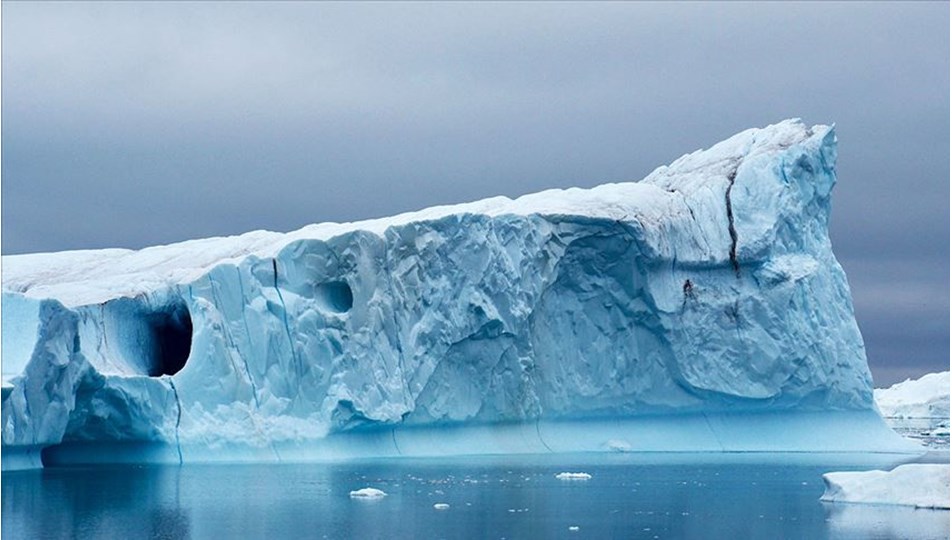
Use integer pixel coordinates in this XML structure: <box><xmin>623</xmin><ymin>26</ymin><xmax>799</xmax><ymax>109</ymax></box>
<box><xmin>820</xmin><ymin>464</ymin><xmax>950</xmax><ymax>509</ymax></box>
<box><xmin>875</xmin><ymin>371</ymin><xmax>950</xmax><ymax>449</ymax></box>
<box><xmin>0</xmin><ymin>119</ymin><xmax>919</xmax><ymax>470</ymax></box>
<box><xmin>875</xmin><ymin>371</ymin><xmax>950</xmax><ymax>423</ymax></box>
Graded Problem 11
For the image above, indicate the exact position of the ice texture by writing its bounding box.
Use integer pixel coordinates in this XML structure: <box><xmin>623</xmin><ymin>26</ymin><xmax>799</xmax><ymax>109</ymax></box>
<box><xmin>821</xmin><ymin>464</ymin><xmax>950</xmax><ymax>509</ymax></box>
<box><xmin>0</xmin><ymin>119</ymin><xmax>919</xmax><ymax>469</ymax></box>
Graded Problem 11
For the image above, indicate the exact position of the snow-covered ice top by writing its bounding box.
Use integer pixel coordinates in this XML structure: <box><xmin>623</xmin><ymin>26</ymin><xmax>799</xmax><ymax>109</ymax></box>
<box><xmin>821</xmin><ymin>464</ymin><xmax>950</xmax><ymax>509</ymax></box>
<box><xmin>1</xmin><ymin>119</ymin><xmax>917</xmax><ymax>469</ymax></box>
<box><xmin>875</xmin><ymin>372</ymin><xmax>950</xmax><ymax>419</ymax></box>
<box><xmin>3</xmin><ymin>119</ymin><xmax>824</xmax><ymax>308</ymax></box>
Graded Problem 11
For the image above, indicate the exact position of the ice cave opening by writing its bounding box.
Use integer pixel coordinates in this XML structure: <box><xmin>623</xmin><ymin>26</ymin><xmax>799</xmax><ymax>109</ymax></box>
<box><xmin>316</xmin><ymin>280</ymin><xmax>354</xmax><ymax>313</ymax></box>
<box><xmin>145</xmin><ymin>302</ymin><xmax>192</xmax><ymax>376</ymax></box>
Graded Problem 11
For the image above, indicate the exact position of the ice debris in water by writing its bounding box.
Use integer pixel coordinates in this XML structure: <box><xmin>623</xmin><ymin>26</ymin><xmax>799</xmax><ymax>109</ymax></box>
<box><xmin>556</xmin><ymin>472</ymin><xmax>592</xmax><ymax>481</ymax></box>
<box><xmin>349</xmin><ymin>488</ymin><xmax>387</xmax><ymax>499</ymax></box>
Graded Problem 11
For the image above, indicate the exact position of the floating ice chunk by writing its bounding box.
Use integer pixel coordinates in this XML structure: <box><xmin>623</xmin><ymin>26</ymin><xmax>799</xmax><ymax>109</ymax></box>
<box><xmin>433</xmin><ymin>503</ymin><xmax>450</xmax><ymax>510</ymax></box>
<box><xmin>820</xmin><ymin>464</ymin><xmax>950</xmax><ymax>509</ymax></box>
<box><xmin>556</xmin><ymin>472</ymin><xmax>592</xmax><ymax>481</ymax></box>
<box><xmin>349</xmin><ymin>487</ymin><xmax>387</xmax><ymax>499</ymax></box>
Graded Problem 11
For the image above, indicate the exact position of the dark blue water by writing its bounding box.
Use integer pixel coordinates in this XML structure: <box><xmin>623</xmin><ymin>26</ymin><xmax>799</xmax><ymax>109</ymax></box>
<box><xmin>3</xmin><ymin>454</ymin><xmax>948</xmax><ymax>539</ymax></box>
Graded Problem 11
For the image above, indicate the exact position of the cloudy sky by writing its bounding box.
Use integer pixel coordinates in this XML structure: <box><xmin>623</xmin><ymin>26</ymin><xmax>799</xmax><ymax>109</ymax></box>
<box><xmin>2</xmin><ymin>2</ymin><xmax>948</xmax><ymax>384</ymax></box>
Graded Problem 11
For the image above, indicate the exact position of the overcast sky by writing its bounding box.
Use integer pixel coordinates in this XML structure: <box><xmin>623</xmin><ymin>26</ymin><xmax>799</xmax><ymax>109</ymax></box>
<box><xmin>2</xmin><ymin>2</ymin><xmax>948</xmax><ymax>385</ymax></box>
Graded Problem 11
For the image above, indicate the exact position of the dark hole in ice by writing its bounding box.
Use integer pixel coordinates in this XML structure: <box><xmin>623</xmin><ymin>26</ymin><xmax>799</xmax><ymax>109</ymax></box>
<box><xmin>40</xmin><ymin>445</ymin><xmax>54</xmax><ymax>467</ymax></box>
<box><xmin>317</xmin><ymin>281</ymin><xmax>354</xmax><ymax>313</ymax></box>
<box><xmin>146</xmin><ymin>302</ymin><xmax>192</xmax><ymax>376</ymax></box>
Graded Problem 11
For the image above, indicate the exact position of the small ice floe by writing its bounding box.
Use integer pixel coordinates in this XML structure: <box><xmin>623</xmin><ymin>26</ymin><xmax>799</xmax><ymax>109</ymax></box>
<box><xmin>349</xmin><ymin>487</ymin><xmax>387</xmax><ymax>499</ymax></box>
<box><xmin>433</xmin><ymin>503</ymin><xmax>450</xmax><ymax>510</ymax></box>
<box><xmin>568</xmin><ymin>526</ymin><xmax>580</xmax><ymax>531</ymax></box>
<box><xmin>820</xmin><ymin>464</ymin><xmax>950</xmax><ymax>509</ymax></box>
<box><xmin>556</xmin><ymin>472</ymin><xmax>592</xmax><ymax>481</ymax></box>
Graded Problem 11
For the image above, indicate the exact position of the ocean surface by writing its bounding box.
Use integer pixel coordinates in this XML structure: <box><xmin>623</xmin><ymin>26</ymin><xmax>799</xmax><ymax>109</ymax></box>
<box><xmin>3</xmin><ymin>453</ymin><xmax>948</xmax><ymax>540</ymax></box>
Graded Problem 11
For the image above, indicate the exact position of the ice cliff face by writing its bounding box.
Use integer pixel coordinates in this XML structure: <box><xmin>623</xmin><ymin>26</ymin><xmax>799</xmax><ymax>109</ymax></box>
<box><xmin>1</xmin><ymin>120</ymin><xmax>913</xmax><ymax>468</ymax></box>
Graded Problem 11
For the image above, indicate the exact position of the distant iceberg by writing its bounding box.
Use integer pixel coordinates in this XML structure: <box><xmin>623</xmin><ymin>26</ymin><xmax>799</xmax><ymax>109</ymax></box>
<box><xmin>876</xmin><ymin>371</ymin><xmax>950</xmax><ymax>423</ymax></box>
<box><xmin>1</xmin><ymin>119</ymin><xmax>919</xmax><ymax>470</ymax></box>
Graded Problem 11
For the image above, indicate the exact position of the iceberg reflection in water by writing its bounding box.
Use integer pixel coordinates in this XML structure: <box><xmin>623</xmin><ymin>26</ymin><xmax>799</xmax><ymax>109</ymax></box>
<box><xmin>824</xmin><ymin>503</ymin><xmax>950</xmax><ymax>540</ymax></box>
<box><xmin>4</xmin><ymin>454</ymin><xmax>946</xmax><ymax>540</ymax></box>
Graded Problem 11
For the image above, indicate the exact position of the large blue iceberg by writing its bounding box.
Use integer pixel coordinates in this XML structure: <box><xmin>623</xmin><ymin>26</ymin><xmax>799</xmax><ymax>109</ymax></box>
<box><xmin>1</xmin><ymin>120</ymin><xmax>918</xmax><ymax>470</ymax></box>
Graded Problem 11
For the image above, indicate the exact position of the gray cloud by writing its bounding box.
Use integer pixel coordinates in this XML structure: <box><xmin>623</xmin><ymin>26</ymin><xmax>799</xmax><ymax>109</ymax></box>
<box><xmin>2</xmin><ymin>2</ymin><xmax>948</xmax><ymax>385</ymax></box>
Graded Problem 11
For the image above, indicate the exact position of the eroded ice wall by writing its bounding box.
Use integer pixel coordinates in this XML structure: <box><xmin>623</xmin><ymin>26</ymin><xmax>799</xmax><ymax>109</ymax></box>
<box><xmin>0</xmin><ymin>120</ymin><xmax>915</xmax><ymax>469</ymax></box>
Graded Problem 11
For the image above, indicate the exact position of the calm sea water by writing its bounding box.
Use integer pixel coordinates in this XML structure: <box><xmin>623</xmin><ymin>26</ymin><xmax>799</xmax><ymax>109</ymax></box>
<box><xmin>3</xmin><ymin>454</ymin><xmax>948</xmax><ymax>539</ymax></box>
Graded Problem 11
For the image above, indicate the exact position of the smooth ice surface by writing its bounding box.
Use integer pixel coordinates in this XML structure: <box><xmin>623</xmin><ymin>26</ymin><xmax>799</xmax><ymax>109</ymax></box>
<box><xmin>821</xmin><ymin>464</ymin><xmax>950</xmax><ymax>509</ymax></box>
<box><xmin>0</xmin><ymin>119</ymin><xmax>917</xmax><ymax>468</ymax></box>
